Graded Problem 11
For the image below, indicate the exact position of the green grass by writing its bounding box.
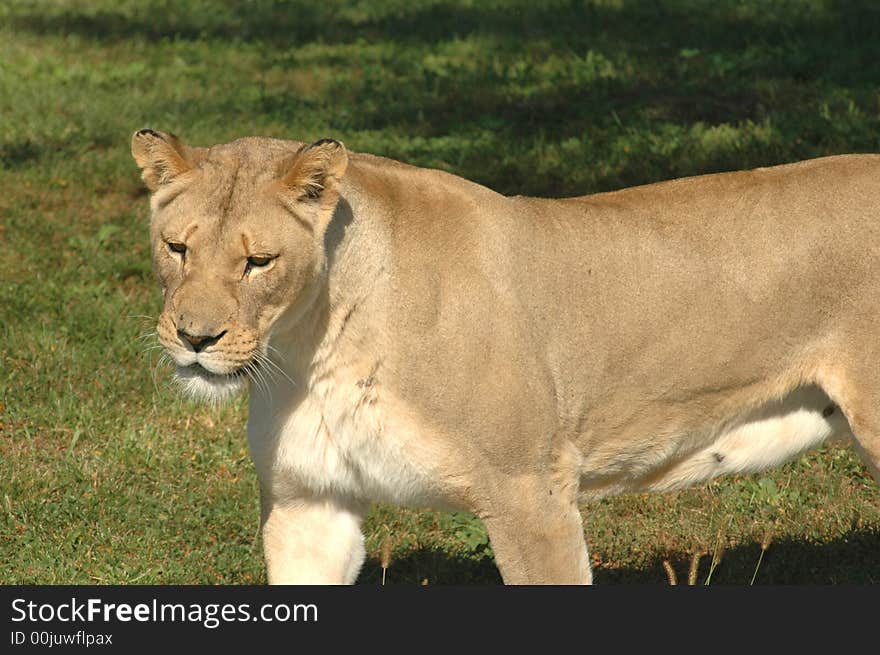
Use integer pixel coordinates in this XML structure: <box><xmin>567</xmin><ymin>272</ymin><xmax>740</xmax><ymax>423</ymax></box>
<box><xmin>2</xmin><ymin>0</ymin><xmax>880</xmax><ymax>584</ymax></box>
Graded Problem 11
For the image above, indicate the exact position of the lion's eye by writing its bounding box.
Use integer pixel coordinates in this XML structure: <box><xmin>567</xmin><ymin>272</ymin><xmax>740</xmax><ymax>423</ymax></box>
<box><xmin>247</xmin><ymin>254</ymin><xmax>274</xmax><ymax>267</ymax></box>
<box><xmin>167</xmin><ymin>241</ymin><xmax>187</xmax><ymax>256</ymax></box>
<box><xmin>244</xmin><ymin>254</ymin><xmax>276</xmax><ymax>276</ymax></box>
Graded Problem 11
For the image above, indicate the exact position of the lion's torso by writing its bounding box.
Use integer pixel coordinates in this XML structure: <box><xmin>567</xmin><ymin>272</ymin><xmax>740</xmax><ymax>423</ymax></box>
<box><xmin>241</xmin><ymin>151</ymin><xmax>879</xmax><ymax>508</ymax></box>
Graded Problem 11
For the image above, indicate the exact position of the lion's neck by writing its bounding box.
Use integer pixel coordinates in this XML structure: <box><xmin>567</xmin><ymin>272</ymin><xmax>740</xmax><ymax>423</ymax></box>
<box><xmin>269</xmin><ymin>165</ymin><xmax>390</xmax><ymax>390</ymax></box>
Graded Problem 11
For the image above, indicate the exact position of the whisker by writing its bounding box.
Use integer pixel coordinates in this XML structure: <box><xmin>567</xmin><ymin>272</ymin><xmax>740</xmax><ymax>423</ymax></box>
<box><xmin>257</xmin><ymin>349</ymin><xmax>296</xmax><ymax>387</ymax></box>
<box><xmin>256</xmin><ymin>361</ymin><xmax>273</xmax><ymax>401</ymax></box>
<box><xmin>258</xmin><ymin>361</ymin><xmax>276</xmax><ymax>403</ymax></box>
<box><xmin>264</xmin><ymin>345</ymin><xmax>297</xmax><ymax>383</ymax></box>
<box><xmin>243</xmin><ymin>361</ymin><xmax>257</xmax><ymax>391</ymax></box>
<box><xmin>150</xmin><ymin>351</ymin><xmax>173</xmax><ymax>396</ymax></box>
<box><xmin>245</xmin><ymin>360</ymin><xmax>272</xmax><ymax>404</ymax></box>
<box><xmin>256</xmin><ymin>352</ymin><xmax>284</xmax><ymax>392</ymax></box>
<box><xmin>264</xmin><ymin>362</ymin><xmax>284</xmax><ymax>391</ymax></box>
<box><xmin>138</xmin><ymin>332</ymin><xmax>167</xmax><ymax>372</ymax></box>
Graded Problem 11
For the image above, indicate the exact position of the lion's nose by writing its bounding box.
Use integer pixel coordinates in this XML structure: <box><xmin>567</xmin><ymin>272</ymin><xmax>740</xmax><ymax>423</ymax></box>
<box><xmin>177</xmin><ymin>329</ymin><xmax>227</xmax><ymax>353</ymax></box>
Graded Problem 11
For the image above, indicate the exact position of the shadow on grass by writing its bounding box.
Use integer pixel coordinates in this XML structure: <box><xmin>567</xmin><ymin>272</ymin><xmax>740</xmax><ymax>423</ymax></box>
<box><xmin>358</xmin><ymin>548</ymin><xmax>503</xmax><ymax>586</ymax></box>
<box><xmin>10</xmin><ymin>1</ymin><xmax>880</xmax><ymax>55</ymax></box>
<box><xmin>358</xmin><ymin>528</ymin><xmax>880</xmax><ymax>584</ymax></box>
<box><xmin>7</xmin><ymin>2</ymin><xmax>880</xmax><ymax>192</ymax></box>
<box><xmin>599</xmin><ymin>529</ymin><xmax>880</xmax><ymax>584</ymax></box>
<box><xmin>11</xmin><ymin>0</ymin><xmax>880</xmax><ymax>87</ymax></box>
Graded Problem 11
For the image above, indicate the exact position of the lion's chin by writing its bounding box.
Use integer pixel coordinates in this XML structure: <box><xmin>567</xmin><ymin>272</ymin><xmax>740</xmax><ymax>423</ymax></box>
<box><xmin>174</xmin><ymin>365</ymin><xmax>247</xmax><ymax>404</ymax></box>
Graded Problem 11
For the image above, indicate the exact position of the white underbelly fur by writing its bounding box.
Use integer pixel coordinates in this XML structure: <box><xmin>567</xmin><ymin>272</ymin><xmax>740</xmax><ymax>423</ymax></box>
<box><xmin>251</xmin><ymin>373</ymin><xmax>851</xmax><ymax>506</ymax></box>
<box><xmin>580</xmin><ymin>386</ymin><xmax>851</xmax><ymax>497</ymax></box>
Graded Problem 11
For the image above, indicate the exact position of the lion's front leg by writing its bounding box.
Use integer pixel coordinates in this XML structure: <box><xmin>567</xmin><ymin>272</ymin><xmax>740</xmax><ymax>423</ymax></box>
<box><xmin>260</xmin><ymin>493</ymin><xmax>367</xmax><ymax>584</ymax></box>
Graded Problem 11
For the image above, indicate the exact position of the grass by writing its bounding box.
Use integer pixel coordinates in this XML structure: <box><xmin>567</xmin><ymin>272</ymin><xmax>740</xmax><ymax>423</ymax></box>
<box><xmin>1</xmin><ymin>0</ymin><xmax>880</xmax><ymax>584</ymax></box>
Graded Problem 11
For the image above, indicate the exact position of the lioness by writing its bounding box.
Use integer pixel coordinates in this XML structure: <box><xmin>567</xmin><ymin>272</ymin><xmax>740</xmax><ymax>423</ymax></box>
<box><xmin>132</xmin><ymin>128</ymin><xmax>880</xmax><ymax>584</ymax></box>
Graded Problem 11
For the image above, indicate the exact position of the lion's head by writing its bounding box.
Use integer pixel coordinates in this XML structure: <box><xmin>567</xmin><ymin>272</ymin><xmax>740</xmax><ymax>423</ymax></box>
<box><xmin>131</xmin><ymin>129</ymin><xmax>348</xmax><ymax>402</ymax></box>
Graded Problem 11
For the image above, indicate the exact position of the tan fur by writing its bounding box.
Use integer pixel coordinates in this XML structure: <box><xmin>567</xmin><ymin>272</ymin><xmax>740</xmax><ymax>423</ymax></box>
<box><xmin>132</xmin><ymin>128</ymin><xmax>880</xmax><ymax>584</ymax></box>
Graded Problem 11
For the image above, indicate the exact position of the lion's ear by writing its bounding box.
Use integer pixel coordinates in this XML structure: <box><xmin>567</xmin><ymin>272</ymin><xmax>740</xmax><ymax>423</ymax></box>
<box><xmin>278</xmin><ymin>138</ymin><xmax>349</xmax><ymax>215</ymax></box>
<box><xmin>131</xmin><ymin>128</ymin><xmax>195</xmax><ymax>192</ymax></box>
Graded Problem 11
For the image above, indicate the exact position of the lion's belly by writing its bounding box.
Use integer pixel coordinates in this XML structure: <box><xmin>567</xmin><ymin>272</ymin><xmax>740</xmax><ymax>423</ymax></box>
<box><xmin>578</xmin><ymin>386</ymin><xmax>851</xmax><ymax>498</ymax></box>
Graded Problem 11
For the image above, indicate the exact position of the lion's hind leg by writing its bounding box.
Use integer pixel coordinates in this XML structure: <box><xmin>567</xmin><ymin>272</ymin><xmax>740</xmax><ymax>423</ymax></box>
<box><xmin>817</xmin><ymin>359</ymin><xmax>880</xmax><ymax>485</ymax></box>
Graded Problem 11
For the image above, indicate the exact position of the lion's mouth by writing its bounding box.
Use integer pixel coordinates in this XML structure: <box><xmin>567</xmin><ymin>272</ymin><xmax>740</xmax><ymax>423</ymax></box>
<box><xmin>185</xmin><ymin>362</ymin><xmax>247</xmax><ymax>379</ymax></box>
<box><xmin>173</xmin><ymin>360</ymin><xmax>252</xmax><ymax>403</ymax></box>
